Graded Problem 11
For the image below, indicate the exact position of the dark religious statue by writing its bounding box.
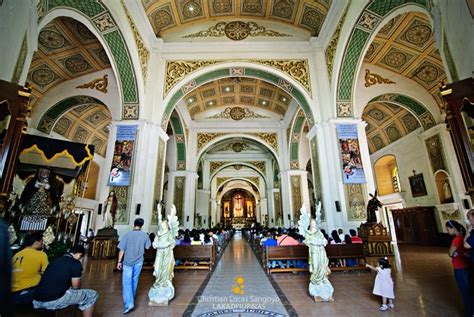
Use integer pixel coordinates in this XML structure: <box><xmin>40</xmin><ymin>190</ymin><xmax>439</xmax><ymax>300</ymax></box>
<box><xmin>18</xmin><ymin>168</ymin><xmax>63</xmax><ymax>215</ymax></box>
<box><xmin>366</xmin><ymin>190</ymin><xmax>382</xmax><ymax>223</ymax></box>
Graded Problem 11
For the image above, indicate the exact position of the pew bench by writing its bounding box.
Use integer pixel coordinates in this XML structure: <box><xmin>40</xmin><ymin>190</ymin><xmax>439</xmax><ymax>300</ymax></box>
<box><xmin>265</xmin><ymin>244</ymin><xmax>367</xmax><ymax>274</ymax></box>
<box><xmin>174</xmin><ymin>245</ymin><xmax>216</xmax><ymax>270</ymax></box>
<box><xmin>325</xmin><ymin>243</ymin><xmax>367</xmax><ymax>271</ymax></box>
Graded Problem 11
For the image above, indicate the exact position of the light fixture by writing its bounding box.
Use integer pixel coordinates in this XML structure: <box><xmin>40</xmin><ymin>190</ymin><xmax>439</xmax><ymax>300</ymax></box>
<box><xmin>282</xmin><ymin>97</ymin><xmax>287</xmax><ymax>102</ymax></box>
<box><xmin>189</xmin><ymin>5</ymin><xmax>194</xmax><ymax>11</ymax></box>
<box><xmin>261</xmin><ymin>100</ymin><xmax>266</xmax><ymax>105</ymax></box>
<box><xmin>188</xmin><ymin>98</ymin><xmax>194</xmax><ymax>103</ymax></box>
<box><xmin>225</xmin><ymin>86</ymin><xmax>231</xmax><ymax>92</ymax></box>
<box><xmin>208</xmin><ymin>101</ymin><xmax>213</xmax><ymax>106</ymax></box>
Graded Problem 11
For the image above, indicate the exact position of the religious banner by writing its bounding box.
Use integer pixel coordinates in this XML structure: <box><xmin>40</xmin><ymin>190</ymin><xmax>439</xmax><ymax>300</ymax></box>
<box><xmin>336</xmin><ymin>124</ymin><xmax>366</xmax><ymax>184</ymax></box>
<box><xmin>108</xmin><ymin>125</ymin><xmax>138</xmax><ymax>186</ymax></box>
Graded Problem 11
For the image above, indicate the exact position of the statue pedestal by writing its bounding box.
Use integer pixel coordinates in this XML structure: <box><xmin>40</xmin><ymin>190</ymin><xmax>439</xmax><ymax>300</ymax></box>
<box><xmin>148</xmin><ymin>300</ymin><xmax>168</xmax><ymax>307</ymax></box>
<box><xmin>359</xmin><ymin>223</ymin><xmax>393</xmax><ymax>257</ymax></box>
<box><xmin>90</xmin><ymin>228</ymin><xmax>118</xmax><ymax>259</ymax></box>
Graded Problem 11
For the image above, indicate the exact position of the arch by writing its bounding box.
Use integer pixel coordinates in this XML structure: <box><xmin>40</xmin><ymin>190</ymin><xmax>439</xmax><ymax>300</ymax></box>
<box><xmin>289</xmin><ymin>110</ymin><xmax>306</xmax><ymax>169</ymax></box>
<box><xmin>336</xmin><ymin>0</ymin><xmax>431</xmax><ymax>117</ymax></box>
<box><xmin>169</xmin><ymin>112</ymin><xmax>186</xmax><ymax>170</ymax></box>
<box><xmin>161</xmin><ymin>64</ymin><xmax>315</xmax><ymax>129</ymax></box>
<box><xmin>367</xmin><ymin>93</ymin><xmax>436</xmax><ymax>130</ymax></box>
<box><xmin>373</xmin><ymin>154</ymin><xmax>400</xmax><ymax>195</ymax></box>
<box><xmin>37</xmin><ymin>95</ymin><xmax>106</xmax><ymax>134</ymax></box>
<box><xmin>217</xmin><ymin>178</ymin><xmax>261</xmax><ymax>195</ymax></box>
<box><xmin>39</xmin><ymin>2</ymin><xmax>140</xmax><ymax>119</ymax></box>
<box><xmin>196</xmin><ymin>135</ymin><xmax>282</xmax><ymax>171</ymax></box>
<box><xmin>210</xmin><ymin>162</ymin><xmax>267</xmax><ymax>185</ymax></box>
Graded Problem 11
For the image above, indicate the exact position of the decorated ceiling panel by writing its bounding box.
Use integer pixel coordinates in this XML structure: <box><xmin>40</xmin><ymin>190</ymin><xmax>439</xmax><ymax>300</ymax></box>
<box><xmin>184</xmin><ymin>77</ymin><xmax>292</xmax><ymax>119</ymax></box>
<box><xmin>363</xmin><ymin>102</ymin><xmax>421</xmax><ymax>154</ymax></box>
<box><xmin>142</xmin><ymin>0</ymin><xmax>332</xmax><ymax>41</ymax></box>
<box><xmin>364</xmin><ymin>12</ymin><xmax>447</xmax><ymax>107</ymax></box>
<box><xmin>28</xmin><ymin>17</ymin><xmax>111</xmax><ymax>106</ymax></box>
<box><xmin>52</xmin><ymin>104</ymin><xmax>112</xmax><ymax>157</ymax></box>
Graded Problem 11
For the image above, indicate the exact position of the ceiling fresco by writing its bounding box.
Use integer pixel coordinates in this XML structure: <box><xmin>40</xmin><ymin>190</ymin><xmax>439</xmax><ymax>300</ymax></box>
<box><xmin>363</xmin><ymin>102</ymin><xmax>421</xmax><ymax>154</ymax></box>
<box><xmin>184</xmin><ymin>77</ymin><xmax>292</xmax><ymax>120</ymax></box>
<box><xmin>52</xmin><ymin>104</ymin><xmax>112</xmax><ymax>157</ymax></box>
<box><xmin>141</xmin><ymin>0</ymin><xmax>332</xmax><ymax>41</ymax></box>
<box><xmin>27</xmin><ymin>17</ymin><xmax>111</xmax><ymax>106</ymax></box>
<box><xmin>364</xmin><ymin>12</ymin><xmax>447</xmax><ymax>107</ymax></box>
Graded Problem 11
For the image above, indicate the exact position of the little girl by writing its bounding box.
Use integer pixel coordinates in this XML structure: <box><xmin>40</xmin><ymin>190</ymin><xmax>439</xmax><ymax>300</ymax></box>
<box><xmin>366</xmin><ymin>257</ymin><xmax>395</xmax><ymax>311</ymax></box>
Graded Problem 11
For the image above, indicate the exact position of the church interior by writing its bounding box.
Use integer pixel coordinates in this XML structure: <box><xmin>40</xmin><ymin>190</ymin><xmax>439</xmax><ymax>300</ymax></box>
<box><xmin>1</xmin><ymin>0</ymin><xmax>474</xmax><ymax>316</ymax></box>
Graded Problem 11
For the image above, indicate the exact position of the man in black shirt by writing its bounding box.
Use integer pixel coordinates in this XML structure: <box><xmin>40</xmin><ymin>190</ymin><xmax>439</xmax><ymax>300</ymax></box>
<box><xmin>33</xmin><ymin>245</ymin><xmax>98</xmax><ymax>317</ymax></box>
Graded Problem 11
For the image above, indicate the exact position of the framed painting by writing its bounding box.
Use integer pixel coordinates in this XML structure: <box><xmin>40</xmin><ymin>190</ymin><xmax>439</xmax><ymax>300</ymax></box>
<box><xmin>409</xmin><ymin>173</ymin><xmax>428</xmax><ymax>197</ymax></box>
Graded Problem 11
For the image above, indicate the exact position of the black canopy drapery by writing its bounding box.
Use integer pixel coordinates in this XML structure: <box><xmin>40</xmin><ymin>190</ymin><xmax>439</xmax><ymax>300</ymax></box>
<box><xmin>16</xmin><ymin>134</ymin><xmax>95</xmax><ymax>181</ymax></box>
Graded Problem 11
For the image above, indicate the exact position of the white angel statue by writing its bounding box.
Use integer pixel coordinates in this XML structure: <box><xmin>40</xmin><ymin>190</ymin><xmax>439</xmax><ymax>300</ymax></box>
<box><xmin>148</xmin><ymin>204</ymin><xmax>180</xmax><ymax>306</ymax></box>
<box><xmin>298</xmin><ymin>203</ymin><xmax>334</xmax><ymax>302</ymax></box>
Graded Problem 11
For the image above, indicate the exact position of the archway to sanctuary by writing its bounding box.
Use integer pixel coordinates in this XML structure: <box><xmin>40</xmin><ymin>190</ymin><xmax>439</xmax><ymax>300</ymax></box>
<box><xmin>156</xmin><ymin>70</ymin><xmax>320</xmax><ymax>229</ymax></box>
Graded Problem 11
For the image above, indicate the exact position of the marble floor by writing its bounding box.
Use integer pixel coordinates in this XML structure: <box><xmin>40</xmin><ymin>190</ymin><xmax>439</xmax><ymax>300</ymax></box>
<box><xmin>79</xmin><ymin>234</ymin><xmax>465</xmax><ymax>317</ymax></box>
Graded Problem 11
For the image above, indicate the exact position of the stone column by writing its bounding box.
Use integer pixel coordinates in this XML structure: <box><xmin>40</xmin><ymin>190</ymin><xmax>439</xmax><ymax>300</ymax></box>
<box><xmin>196</xmin><ymin>189</ymin><xmax>211</xmax><ymax>227</ymax></box>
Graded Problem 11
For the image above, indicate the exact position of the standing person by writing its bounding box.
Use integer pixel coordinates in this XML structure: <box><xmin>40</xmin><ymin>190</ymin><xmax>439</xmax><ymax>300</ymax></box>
<box><xmin>366</xmin><ymin>257</ymin><xmax>395</xmax><ymax>311</ymax></box>
<box><xmin>464</xmin><ymin>209</ymin><xmax>474</xmax><ymax>312</ymax></box>
<box><xmin>12</xmin><ymin>232</ymin><xmax>48</xmax><ymax>304</ymax></box>
<box><xmin>117</xmin><ymin>218</ymin><xmax>151</xmax><ymax>314</ymax></box>
<box><xmin>446</xmin><ymin>220</ymin><xmax>472</xmax><ymax>317</ymax></box>
<box><xmin>33</xmin><ymin>245</ymin><xmax>98</xmax><ymax>317</ymax></box>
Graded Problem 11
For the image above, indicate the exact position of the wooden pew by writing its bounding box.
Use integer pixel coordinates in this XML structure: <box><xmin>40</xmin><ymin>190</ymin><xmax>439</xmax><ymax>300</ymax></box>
<box><xmin>325</xmin><ymin>244</ymin><xmax>367</xmax><ymax>271</ymax></box>
<box><xmin>265</xmin><ymin>244</ymin><xmax>367</xmax><ymax>273</ymax></box>
<box><xmin>143</xmin><ymin>244</ymin><xmax>215</xmax><ymax>270</ymax></box>
<box><xmin>174</xmin><ymin>245</ymin><xmax>215</xmax><ymax>270</ymax></box>
<box><xmin>265</xmin><ymin>245</ymin><xmax>309</xmax><ymax>274</ymax></box>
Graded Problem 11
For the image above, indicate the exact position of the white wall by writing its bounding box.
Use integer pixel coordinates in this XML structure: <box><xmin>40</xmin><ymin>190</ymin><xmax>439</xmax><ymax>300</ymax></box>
<box><xmin>370</xmin><ymin>129</ymin><xmax>438</xmax><ymax>207</ymax></box>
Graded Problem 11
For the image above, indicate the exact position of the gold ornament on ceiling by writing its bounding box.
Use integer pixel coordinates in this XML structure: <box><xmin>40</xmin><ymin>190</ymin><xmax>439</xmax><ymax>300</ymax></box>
<box><xmin>325</xmin><ymin>5</ymin><xmax>348</xmax><ymax>79</ymax></box>
<box><xmin>230</xmin><ymin>142</ymin><xmax>243</xmax><ymax>153</ymax></box>
<box><xmin>252</xmin><ymin>59</ymin><xmax>310</xmax><ymax>94</ymax></box>
<box><xmin>248</xmin><ymin>176</ymin><xmax>259</xmax><ymax>187</ymax></box>
<box><xmin>249</xmin><ymin>161</ymin><xmax>266</xmax><ymax>174</ymax></box>
<box><xmin>165</xmin><ymin>59</ymin><xmax>310</xmax><ymax>96</ymax></box>
<box><xmin>197</xmin><ymin>132</ymin><xmax>226</xmax><ymax>151</ymax></box>
<box><xmin>182</xmin><ymin>20</ymin><xmax>292</xmax><ymax>41</ymax></box>
<box><xmin>165</xmin><ymin>60</ymin><xmax>221</xmax><ymax>94</ymax></box>
<box><xmin>76</xmin><ymin>74</ymin><xmax>109</xmax><ymax>93</ymax></box>
<box><xmin>206</xmin><ymin>106</ymin><xmax>269</xmax><ymax>120</ymax></box>
<box><xmin>121</xmin><ymin>0</ymin><xmax>149</xmax><ymax>79</ymax></box>
<box><xmin>216</xmin><ymin>177</ymin><xmax>232</xmax><ymax>188</ymax></box>
<box><xmin>210</xmin><ymin>161</ymin><xmax>226</xmax><ymax>174</ymax></box>
<box><xmin>364</xmin><ymin>69</ymin><xmax>396</xmax><ymax>87</ymax></box>
<box><xmin>233</xmin><ymin>164</ymin><xmax>242</xmax><ymax>170</ymax></box>
<box><xmin>197</xmin><ymin>132</ymin><xmax>278</xmax><ymax>153</ymax></box>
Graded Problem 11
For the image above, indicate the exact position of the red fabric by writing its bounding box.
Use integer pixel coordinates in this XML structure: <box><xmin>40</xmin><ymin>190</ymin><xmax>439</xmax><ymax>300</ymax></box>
<box><xmin>451</xmin><ymin>235</ymin><xmax>468</xmax><ymax>269</ymax></box>
<box><xmin>351</xmin><ymin>236</ymin><xmax>363</xmax><ymax>244</ymax></box>
<box><xmin>277</xmin><ymin>235</ymin><xmax>299</xmax><ymax>246</ymax></box>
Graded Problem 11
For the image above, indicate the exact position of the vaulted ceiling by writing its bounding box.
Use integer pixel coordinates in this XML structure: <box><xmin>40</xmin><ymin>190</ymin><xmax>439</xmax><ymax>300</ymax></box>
<box><xmin>141</xmin><ymin>0</ymin><xmax>332</xmax><ymax>41</ymax></box>
<box><xmin>364</xmin><ymin>12</ymin><xmax>447</xmax><ymax>107</ymax></box>
<box><xmin>52</xmin><ymin>104</ymin><xmax>112</xmax><ymax>157</ymax></box>
<box><xmin>184</xmin><ymin>77</ymin><xmax>292</xmax><ymax>120</ymax></box>
<box><xmin>27</xmin><ymin>17</ymin><xmax>111</xmax><ymax>106</ymax></box>
<box><xmin>363</xmin><ymin>102</ymin><xmax>421</xmax><ymax>154</ymax></box>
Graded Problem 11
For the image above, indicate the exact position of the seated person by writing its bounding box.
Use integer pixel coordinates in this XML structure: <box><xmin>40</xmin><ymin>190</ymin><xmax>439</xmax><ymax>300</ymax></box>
<box><xmin>330</xmin><ymin>230</ymin><xmax>342</xmax><ymax>244</ymax></box>
<box><xmin>191</xmin><ymin>233</ymin><xmax>202</xmax><ymax>245</ymax></box>
<box><xmin>12</xmin><ymin>232</ymin><xmax>48</xmax><ymax>304</ymax></box>
<box><xmin>203</xmin><ymin>235</ymin><xmax>213</xmax><ymax>245</ymax></box>
<box><xmin>33</xmin><ymin>245</ymin><xmax>98</xmax><ymax>317</ymax></box>
<box><xmin>338</xmin><ymin>228</ymin><xmax>345</xmax><ymax>242</ymax></box>
<box><xmin>349</xmin><ymin>229</ymin><xmax>363</xmax><ymax>243</ymax></box>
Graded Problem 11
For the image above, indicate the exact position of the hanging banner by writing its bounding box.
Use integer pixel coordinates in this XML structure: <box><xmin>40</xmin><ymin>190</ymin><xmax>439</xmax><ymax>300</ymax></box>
<box><xmin>108</xmin><ymin>125</ymin><xmax>138</xmax><ymax>186</ymax></box>
<box><xmin>336</xmin><ymin>124</ymin><xmax>366</xmax><ymax>184</ymax></box>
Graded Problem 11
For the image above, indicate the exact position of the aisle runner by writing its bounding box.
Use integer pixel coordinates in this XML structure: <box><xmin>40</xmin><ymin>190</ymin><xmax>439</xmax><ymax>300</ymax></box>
<box><xmin>189</xmin><ymin>233</ymin><xmax>289</xmax><ymax>317</ymax></box>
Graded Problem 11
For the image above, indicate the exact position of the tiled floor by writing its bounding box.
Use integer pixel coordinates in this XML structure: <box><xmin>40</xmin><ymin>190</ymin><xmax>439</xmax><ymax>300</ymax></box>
<box><xmin>80</xmin><ymin>237</ymin><xmax>465</xmax><ymax>317</ymax></box>
<box><xmin>188</xmin><ymin>233</ymin><xmax>288</xmax><ymax>316</ymax></box>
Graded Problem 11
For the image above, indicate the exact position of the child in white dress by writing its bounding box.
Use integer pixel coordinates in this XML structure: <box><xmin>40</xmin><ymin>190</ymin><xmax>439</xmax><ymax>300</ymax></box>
<box><xmin>366</xmin><ymin>257</ymin><xmax>394</xmax><ymax>311</ymax></box>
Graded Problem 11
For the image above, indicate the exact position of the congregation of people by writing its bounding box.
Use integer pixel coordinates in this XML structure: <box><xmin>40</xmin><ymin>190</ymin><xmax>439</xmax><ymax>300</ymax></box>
<box><xmin>6</xmin><ymin>217</ymin><xmax>233</xmax><ymax>316</ymax></box>
<box><xmin>246</xmin><ymin>225</ymin><xmax>364</xmax><ymax>269</ymax></box>
<box><xmin>2</xmin><ymin>209</ymin><xmax>474</xmax><ymax>316</ymax></box>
